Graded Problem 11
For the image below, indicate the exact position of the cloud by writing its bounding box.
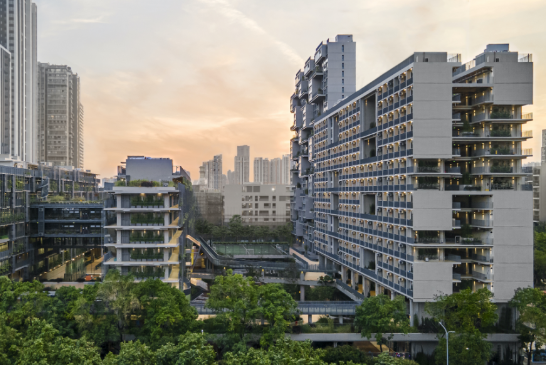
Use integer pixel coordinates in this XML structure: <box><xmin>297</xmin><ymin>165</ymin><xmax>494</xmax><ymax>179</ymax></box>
<box><xmin>55</xmin><ymin>15</ymin><xmax>107</xmax><ymax>24</ymax></box>
<box><xmin>197</xmin><ymin>0</ymin><xmax>304</xmax><ymax>66</ymax></box>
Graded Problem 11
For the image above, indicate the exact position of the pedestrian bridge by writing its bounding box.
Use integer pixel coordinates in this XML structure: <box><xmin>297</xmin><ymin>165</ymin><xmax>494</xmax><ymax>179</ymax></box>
<box><xmin>191</xmin><ymin>301</ymin><xmax>358</xmax><ymax>316</ymax></box>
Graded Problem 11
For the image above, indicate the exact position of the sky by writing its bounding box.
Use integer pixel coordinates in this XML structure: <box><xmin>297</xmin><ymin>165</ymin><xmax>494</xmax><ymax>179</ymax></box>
<box><xmin>33</xmin><ymin>0</ymin><xmax>546</xmax><ymax>180</ymax></box>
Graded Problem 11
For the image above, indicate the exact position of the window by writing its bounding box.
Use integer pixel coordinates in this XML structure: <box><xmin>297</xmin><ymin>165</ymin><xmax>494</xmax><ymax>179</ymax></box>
<box><xmin>342</xmin><ymin>95</ymin><xmax>344</xmax><ymax>98</ymax></box>
<box><xmin>342</xmin><ymin>55</ymin><xmax>344</xmax><ymax>61</ymax></box>
<box><xmin>342</xmin><ymin>79</ymin><xmax>344</xmax><ymax>84</ymax></box>
<box><xmin>342</xmin><ymin>71</ymin><xmax>344</xmax><ymax>77</ymax></box>
<box><xmin>342</xmin><ymin>63</ymin><xmax>344</xmax><ymax>69</ymax></box>
<box><xmin>342</xmin><ymin>87</ymin><xmax>344</xmax><ymax>92</ymax></box>
<box><xmin>342</xmin><ymin>45</ymin><xmax>344</xmax><ymax>52</ymax></box>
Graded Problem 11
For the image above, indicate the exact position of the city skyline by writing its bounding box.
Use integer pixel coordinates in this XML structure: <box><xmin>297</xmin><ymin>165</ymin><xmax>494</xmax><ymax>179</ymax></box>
<box><xmin>32</xmin><ymin>0</ymin><xmax>545</xmax><ymax>179</ymax></box>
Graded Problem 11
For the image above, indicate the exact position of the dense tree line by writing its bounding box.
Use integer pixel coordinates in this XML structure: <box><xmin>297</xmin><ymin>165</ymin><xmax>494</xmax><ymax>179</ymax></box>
<box><xmin>1</xmin><ymin>268</ymin><xmax>544</xmax><ymax>364</ymax></box>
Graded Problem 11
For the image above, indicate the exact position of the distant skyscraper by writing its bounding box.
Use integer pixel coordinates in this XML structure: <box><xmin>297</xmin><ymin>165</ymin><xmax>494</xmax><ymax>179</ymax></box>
<box><xmin>38</xmin><ymin>63</ymin><xmax>84</xmax><ymax>168</ymax></box>
<box><xmin>263</xmin><ymin>158</ymin><xmax>271</xmax><ymax>184</ymax></box>
<box><xmin>270</xmin><ymin>158</ymin><xmax>282</xmax><ymax>184</ymax></box>
<box><xmin>0</xmin><ymin>1</ymin><xmax>38</xmax><ymax>163</ymax></box>
<box><xmin>227</xmin><ymin>169</ymin><xmax>235</xmax><ymax>185</ymax></box>
<box><xmin>281</xmin><ymin>154</ymin><xmax>290</xmax><ymax>184</ymax></box>
<box><xmin>254</xmin><ymin>157</ymin><xmax>264</xmax><ymax>183</ymax></box>
<box><xmin>234</xmin><ymin>145</ymin><xmax>250</xmax><ymax>184</ymax></box>
<box><xmin>542</xmin><ymin>129</ymin><xmax>546</xmax><ymax>164</ymax></box>
<box><xmin>205</xmin><ymin>154</ymin><xmax>222</xmax><ymax>190</ymax></box>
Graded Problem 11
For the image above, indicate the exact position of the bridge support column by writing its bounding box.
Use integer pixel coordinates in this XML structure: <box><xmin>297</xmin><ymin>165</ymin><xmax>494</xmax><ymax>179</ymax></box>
<box><xmin>308</xmin><ymin>314</ymin><xmax>313</xmax><ymax>324</ymax></box>
<box><xmin>364</xmin><ymin>278</ymin><xmax>370</xmax><ymax>297</ymax></box>
<box><xmin>300</xmin><ymin>271</ymin><xmax>304</xmax><ymax>281</ymax></box>
<box><xmin>300</xmin><ymin>285</ymin><xmax>305</xmax><ymax>301</ymax></box>
<box><xmin>341</xmin><ymin>267</ymin><xmax>347</xmax><ymax>283</ymax></box>
<box><xmin>319</xmin><ymin>255</ymin><xmax>325</xmax><ymax>270</ymax></box>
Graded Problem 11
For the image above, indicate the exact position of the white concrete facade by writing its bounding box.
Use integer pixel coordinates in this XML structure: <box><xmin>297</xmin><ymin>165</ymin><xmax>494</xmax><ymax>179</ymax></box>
<box><xmin>290</xmin><ymin>43</ymin><xmax>534</xmax><ymax>316</ymax></box>
<box><xmin>223</xmin><ymin>183</ymin><xmax>292</xmax><ymax>226</ymax></box>
<box><xmin>104</xmin><ymin>186</ymin><xmax>184</xmax><ymax>288</ymax></box>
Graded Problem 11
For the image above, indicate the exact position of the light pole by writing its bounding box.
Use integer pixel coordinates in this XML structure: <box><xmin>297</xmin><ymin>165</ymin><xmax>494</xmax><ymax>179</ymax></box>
<box><xmin>438</xmin><ymin>321</ymin><xmax>455</xmax><ymax>365</ymax></box>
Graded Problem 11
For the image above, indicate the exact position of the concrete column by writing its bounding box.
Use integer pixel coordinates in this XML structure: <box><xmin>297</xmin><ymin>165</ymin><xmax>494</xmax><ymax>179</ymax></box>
<box><xmin>300</xmin><ymin>285</ymin><xmax>305</xmax><ymax>301</ymax></box>
<box><xmin>117</xmin><ymin>248</ymin><xmax>122</xmax><ymax>262</ymax></box>
<box><xmin>117</xmin><ymin>212</ymin><xmax>121</xmax><ymax>226</ymax></box>
<box><xmin>164</xmin><ymin>266</ymin><xmax>169</xmax><ymax>280</ymax></box>
<box><xmin>117</xmin><ymin>231</ymin><xmax>122</xmax><ymax>243</ymax></box>
<box><xmin>164</xmin><ymin>230</ymin><xmax>169</xmax><ymax>244</ymax></box>
<box><xmin>164</xmin><ymin>212</ymin><xmax>169</xmax><ymax>226</ymax></box>
<box><xmin>319</xmin><ymin>255</ymin><xmax>325</xmax><ymax>269</ymax></box>
<box><xmin>409</xmin><ymin>300</ymin><xmax>414</xmax><ymax>326</ymax></box>
<box><xmin>300</xmin><ymin>271</ymin><xmax>305</xmax><ymax>281</ymax></box>
<box><xmin>117</xmin><ymin>195</ymin><xmax>122</xmax><ymax>208</ymax></box>
<box><xmin>391</xmin><ymin>291</ymin><xmax>395</xmax><ymax>300</ymax></box>
<box><xmin>364</xmin><ymin>278</ymin><xmax>370</xmax><ymax>297</ymax></box>
<box><xmin>351</xmin><ymin>271</ymin><xmax>356</xmax><ymax>289</ymax></box>
<box><xmin>339</xmin><ymin>316</ymin><xmax>343</xmax><ymax>324</ymax></box>
<box><xmin>333</xmin><ymin>342</ymin><xmax>338</xmax><ymax>348</ymax></box>
<box><xmin>164</xmin><ymin>194</ymin><xmax>169</xmax><ymax>208</ymax></box>
<box><xmin>341</xmin><ymin>267</ymin><xmax>347</xmax><ymax>283</ymax></box>
<box><xmin>308</xmin><ymin>315</ymin><xmax>313</xmax><ymax>324</ymax></box>
<box><xmin>163</xmin><ymin>248</ymin><xmax>169</xmax><ymax>261</ymax></box>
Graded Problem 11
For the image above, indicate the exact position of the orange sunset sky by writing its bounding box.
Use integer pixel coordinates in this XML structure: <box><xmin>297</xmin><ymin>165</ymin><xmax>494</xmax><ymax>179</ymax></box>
<box><xmin>34</xmin><ymin>0</ymin><xmax>546</xmax><ymax>180</ymax></box>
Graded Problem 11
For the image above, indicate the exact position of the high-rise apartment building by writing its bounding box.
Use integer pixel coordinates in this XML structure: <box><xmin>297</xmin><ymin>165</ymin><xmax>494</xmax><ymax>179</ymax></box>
<box><xmin>234</xmin><ymin>145</ymin><xmax>250</xmax><ymax>184</ymax></box>
<box><xmin>270</xmin><ymin>157</ymin><xmax>282</xmax><ymax>184</ymax></box>
<box><xmin>254</xmin><ymin>157</ymin><xmax>266</xmax><ymax>183</ymax></box>
<box><xmin>540</xmin><ymin>129</ymin><xmax>546</xmax><ymax>163</ymax></box>
<box><xmin>290</xmin><ymin>42</ymin><xmax>534</xmax><ymax>319</ymax></box>
<box><xmin>0</xmin><ymin>0</ymin><xmax>38</xmax><ymax>163</ymax></box>
<box><xmin>37</xmin><ymin>63</ymin><xmax>84</xmax><ymax>168</ymax></box>
<box><xmin>201</xmin><ymin>155</ymin><xmax>222</xmax><ymax>191</ymax></box>
<box><xmin>282</xmin><ymin>154</ymin><xmax>290</xmax><ymax>184</ymax></box>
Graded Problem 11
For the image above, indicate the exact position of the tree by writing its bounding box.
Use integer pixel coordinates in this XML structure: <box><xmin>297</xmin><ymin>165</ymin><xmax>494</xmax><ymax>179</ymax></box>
<box><xmin>425</xmin><ymin>288</ymin><xmax>498</xmax><ymax>334</ymax></box>
<box><xmin>205</xmin><ymin>269</ymin><xmax>259</xmax><ymax>341</ymax></box>
<box><xmin>434</xmin><ymin>332</ymin><xmax>491</xmax><ymax>365</ymax></box>
<box><xmin>195</xmin><ymin>219</ymin><xmax>213</xmax><ymax>235</ymax></box>
<box><xmin>509</xmin><ymin>287</ymin><xmax>546</xmax><ymax>365</ymax></box>
<box><xmin>97</xmin><ymin>270</ymin><xmax>140</xmax><ymax>331</ymax></box>
<box><xmin>103</xmin><ymin>340</ymin><xmax>156</xmax><ymax>365</ymax></box>
<box><xmin>426</xmin><ymin>288</ymin><xmax>498</xmax><ymax>365</ymax></box>
<box><xmin>534</xmin><ymin>228</ymin><xmax>546</xmax><ymax>287</ymax></box>
<box><xmin>228</xmin><ymin>215</ymin><xmax>244</xmax><ymax>241</ymax></box>
<box><xmin>15</xmin><ymin>319</ymin><xmax>102</xmax><ymax>365</ymax></box>
<box><xmin>0</xmin><ymin>314</ymin><xmax>21</xmax><ymax>365</ymax></box>
<box><xmin>354</xmin><ymin>294</ymin><xmax>410</xmax><ymax>351</ymax></box>
<box><xmin>0</xmin><ymin>277</ymin><xmax>50</xmax><ymax>332</ymax></box>
<box><xmin>131</xmin><ymin>279</ymin><xmax>198</xmax><ymax>349</ymax></box>
<box><xmin>257</xmin><ymin>283</ymin><xmax>297</xmax><ymax>347</ymax></box>
<box><xmin>155</xmin><ymin>332</ymin><xmax>216</xmax><ymax>365</ymax></box>
<box><xmin>256</xmin><ymin>226</ymin><xmax>271</xmax><ymax>241</ymax></box>
<box><xmin>71</xmin><ymin>283</ymin><xmax>121</xmax><ymax>350</ymax></box>
<box><xmin>223</xmin><ymin>338</ymin><xmax>327</xmax><ymax>365</ymax></box>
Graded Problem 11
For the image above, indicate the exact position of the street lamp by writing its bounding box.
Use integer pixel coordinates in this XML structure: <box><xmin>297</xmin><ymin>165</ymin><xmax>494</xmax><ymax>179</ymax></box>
<box><xmin>438</xmin><ymin>321</ymin><xmax>455</xmax><ymax>365</ymax></box>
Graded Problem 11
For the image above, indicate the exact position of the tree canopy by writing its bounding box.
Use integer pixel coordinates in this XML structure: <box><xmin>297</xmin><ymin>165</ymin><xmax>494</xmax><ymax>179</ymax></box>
<box><xmin>354</xmin><ymin>294</ymin><xmax>410</xmax><ymax>351</ymax></box>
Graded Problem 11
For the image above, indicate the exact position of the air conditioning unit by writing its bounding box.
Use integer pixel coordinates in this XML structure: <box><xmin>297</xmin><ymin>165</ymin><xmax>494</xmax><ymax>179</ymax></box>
<box><xmin>455</xmin><ymin>236</ymin><xmax>462</xmax><ymax>243</ymax></box>
<box><xmin>163</xmin><ymin>182</ymin><xmax>169</xmax><ymax>187</ymax></box>
<box><xmin>338</xmin><ymin>250</ymin><xmax>343</xmax><ymax>255</ymax></box>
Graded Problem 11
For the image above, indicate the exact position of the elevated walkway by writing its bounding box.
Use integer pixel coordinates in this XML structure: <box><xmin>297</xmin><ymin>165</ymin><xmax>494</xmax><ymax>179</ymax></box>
<box><xmin>191</xmin><ymin>301</ymin><xmax>359</xmax><ymax>315</ymax></box>
<box><xmin>190</xmin><ymin>236</ymin><xmax>332</xmax><ymax>272</ymax></box>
